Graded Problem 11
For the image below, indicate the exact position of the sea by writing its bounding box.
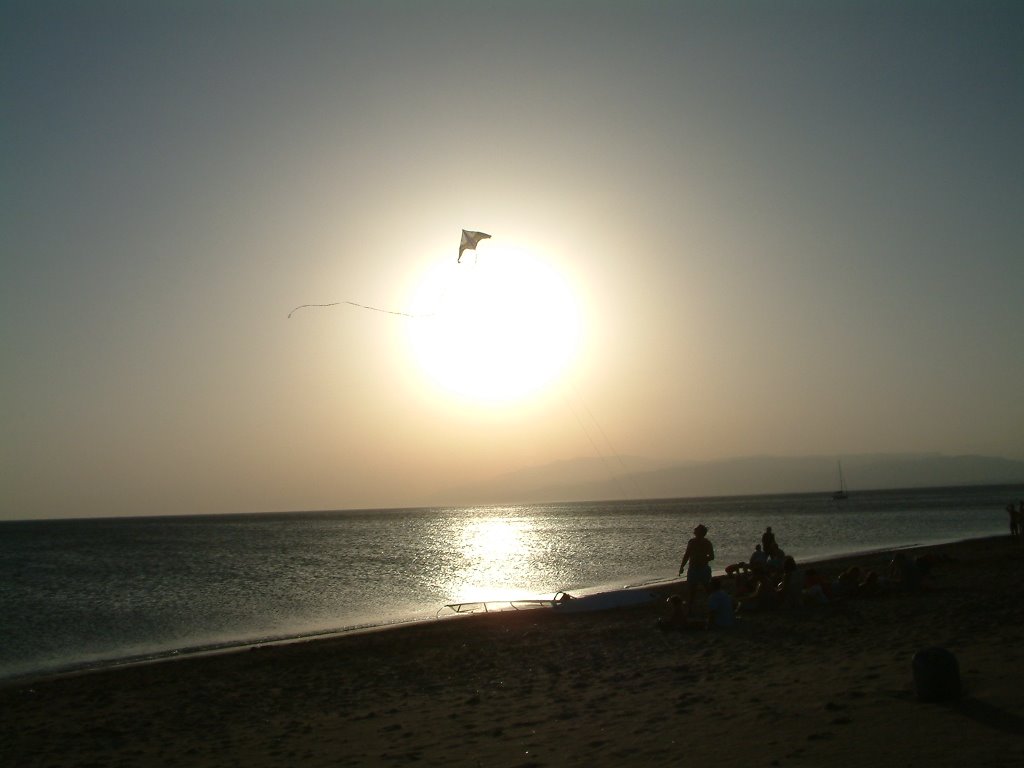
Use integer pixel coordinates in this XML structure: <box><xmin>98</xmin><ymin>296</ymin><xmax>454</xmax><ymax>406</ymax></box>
<box><xmin>1</xmin><ymin>484</ymin><xmax>1020</xmax><ymax>681</ymax></box>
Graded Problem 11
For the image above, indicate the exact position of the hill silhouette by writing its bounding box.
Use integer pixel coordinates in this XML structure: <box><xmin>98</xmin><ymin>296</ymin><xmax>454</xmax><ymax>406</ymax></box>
<box><xmin>435</xmin><ymin>453</ymin><xmax>1024</xmax><ymax>505</ymax></box>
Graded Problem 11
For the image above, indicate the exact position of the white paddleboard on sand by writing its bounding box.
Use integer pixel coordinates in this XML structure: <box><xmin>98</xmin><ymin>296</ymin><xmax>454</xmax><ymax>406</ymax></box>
<box><xmin>552</xmin><ymin>586</ymin><xmax>656</xmax><ymax>613</ymax></box>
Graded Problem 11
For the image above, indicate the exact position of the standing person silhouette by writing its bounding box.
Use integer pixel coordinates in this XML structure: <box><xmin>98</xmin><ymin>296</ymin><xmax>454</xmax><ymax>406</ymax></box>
<box><xmin>678</xmin><ymin>524</ymin><xmax>715</xmax><ymax>615</ymax></box>
<box><xmin>762</xmin><ymin>526</ymin><xmax>778</xmax><ymax>554</ymax></box>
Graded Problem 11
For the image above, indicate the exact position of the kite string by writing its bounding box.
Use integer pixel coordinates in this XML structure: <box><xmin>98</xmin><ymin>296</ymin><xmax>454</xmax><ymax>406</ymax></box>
<box><xmin>561</xmin><ymin>379</ymin><xmax>646</xmax><ymax>500</ymax></box>
<box><xmin>290</xmin><ymin>230</ymin><xmax>490</xmax><ymax>319</ymax></box>
<box><xmin>287</xmin><ymin>259</ymin><xmax>473</xmax><ymax>319</ymax></box>
<box><xmin>287</xmin><ymin>301</ymin><xmax>422</xmax><ymax>319</ymax></box>
<box><xmin>290</xmin><ymin>229</ymin><xmax>491</xmax><ymax>319</ymax></box>
<box><xmin>559</xmin><ymin>385</ymin><xmax>632</xmax><ymax>501</ymax></box>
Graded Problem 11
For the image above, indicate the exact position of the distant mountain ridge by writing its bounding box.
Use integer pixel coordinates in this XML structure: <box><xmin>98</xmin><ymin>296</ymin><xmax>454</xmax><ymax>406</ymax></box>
<box><xmin>435</xmin><ymin>453</ymin><xmax>1024</xmax><ymax>505</ymax></box>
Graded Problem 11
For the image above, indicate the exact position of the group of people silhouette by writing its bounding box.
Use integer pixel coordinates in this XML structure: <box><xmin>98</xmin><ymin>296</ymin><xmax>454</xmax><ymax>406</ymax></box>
<box><xmin>660</xmin><ymin>522</ymin><xmax>946</xmax><ymax>633</ymax></box>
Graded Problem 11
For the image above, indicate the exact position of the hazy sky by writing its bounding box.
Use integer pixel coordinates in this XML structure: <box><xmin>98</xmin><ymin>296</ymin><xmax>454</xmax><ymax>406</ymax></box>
<box><xmin>4</xmin><ymin>1</ymin><xmax>1023</xmax><ymax>519</ymax></box>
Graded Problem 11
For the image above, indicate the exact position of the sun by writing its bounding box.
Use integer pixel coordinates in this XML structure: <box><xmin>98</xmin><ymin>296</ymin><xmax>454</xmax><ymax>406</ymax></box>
<box><xmin>406</xmin><ymin>245</ymin><xmax>583</xmax><ymax>404</ymax></box>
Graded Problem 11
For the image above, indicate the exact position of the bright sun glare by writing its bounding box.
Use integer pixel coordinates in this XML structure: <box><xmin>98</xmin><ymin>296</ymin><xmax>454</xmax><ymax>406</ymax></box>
<box><xmin>447</xmin><ymin>517</ymin><xmax>534</xmax><ymax>604</ymax></box>
<box><xmin>406</xmin><ymin>245</ymin><xmax>582</xmax><ymax>404</ymax></box>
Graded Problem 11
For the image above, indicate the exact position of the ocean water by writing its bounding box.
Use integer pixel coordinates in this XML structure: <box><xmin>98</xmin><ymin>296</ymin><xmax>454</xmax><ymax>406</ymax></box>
<box><xmin>1</xmin><ymin>484</ymin><xmax>1019</xmax><ymax>680</ymax></box>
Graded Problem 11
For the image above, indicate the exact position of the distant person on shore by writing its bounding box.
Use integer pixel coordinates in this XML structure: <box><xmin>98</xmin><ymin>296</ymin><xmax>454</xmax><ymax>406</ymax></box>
<box><xmin>762</xmin><ymin>526</ymin><xmax>777</xmax><ymax>554</ymax></box>
<box><xmin>679</xmin><ymin>524</ymin><xmax>715</xmax><ymax>615</ymax></box>
<box><xmin>1009</xmin><ymin>503</ymin><xmax>1021</xmax><ymax>539</ymax></box>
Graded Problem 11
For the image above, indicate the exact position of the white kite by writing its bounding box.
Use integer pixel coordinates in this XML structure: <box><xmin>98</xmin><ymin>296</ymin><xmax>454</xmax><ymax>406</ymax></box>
<box><xmin>458</xmin><ymin>230</ymin><xmax>491</xmax><ymax>263</ymax></box>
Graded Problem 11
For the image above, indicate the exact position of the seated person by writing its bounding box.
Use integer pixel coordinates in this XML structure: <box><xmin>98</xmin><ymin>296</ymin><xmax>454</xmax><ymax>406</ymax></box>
<box><xmin>657</xmin><ymin>594</ymin><xmax>687</xmax><ymax>631</ymax></box>
<box><xmin>706</xmin><ymin>578</ymin><xmax>736</xmax><ymax>628</ymax></box>
<box><xmin>736</xmin><ymin>576</ymin><xmax>777</xmax><ymax>613</ymax></box>
<box><xmin>657</xmin><ymin>591</ymin><xmax>710</xmax><ymax>630</ymax></box>
<box><xmin>857</xmin><ymin>569</ymin><xmax>884</xmax><ymax>597</ymax></box>
<box><xmin>888</xmin><ymin>552</ymin><xmax>922</xmax><ymax>591</ymax></box>
<box><xmin>748</xmin><ymin>545</ymin><xmax>768</xmax><ymax>574</ymax></box>
<box><xmin>731</xmin><ymin>570</ymin><xmax>758</xmax><ymax>600</ymax></box>
<box><xmin>685</xmin><ymin>584</ymin><xmax>711</xmax><ymax>628</ymax></box>
<box><xmin>766</xmin><ymin>547</ymin><xmax>787</xmax><ymax>574</ymax></box>
<box><xmin>915</xmin><ymin>552</ymin><xmax>952</xmax><ymax>577</ymax></box>
<box><xmin>832</xmin><ymin>566</ymin><xmax>862</xmax><ymax>600</ymax></box>
<box><xmin>777</xmin><ymin>556</ymin><xmax>803</xmax><ymax>609</ymax></box>
<box><xmin>802</xmin><ymin>568</ymin><xmax>832</xmax><ymax>604</ymax></box>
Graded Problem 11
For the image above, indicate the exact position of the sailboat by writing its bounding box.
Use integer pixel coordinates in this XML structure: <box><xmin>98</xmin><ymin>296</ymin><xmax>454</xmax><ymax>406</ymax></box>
<box><xmin>832</xmin><ymin>460</ymin><xmax>849</xmax><ymax>500</ymax></box>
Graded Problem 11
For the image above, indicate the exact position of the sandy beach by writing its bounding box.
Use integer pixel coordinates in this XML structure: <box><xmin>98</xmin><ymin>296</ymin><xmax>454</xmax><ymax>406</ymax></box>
<box><xmin>2</xmin><ymin>535</ymin><xmax>1023</xmax><ymax>767</ymax></box>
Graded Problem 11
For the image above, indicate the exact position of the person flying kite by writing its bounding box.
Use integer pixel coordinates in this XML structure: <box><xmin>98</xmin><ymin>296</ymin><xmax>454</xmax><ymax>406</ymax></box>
<box><xmin>458</xmin><ymin>230</ymin><xmax>491</xmax><ymax>263</ymax></box>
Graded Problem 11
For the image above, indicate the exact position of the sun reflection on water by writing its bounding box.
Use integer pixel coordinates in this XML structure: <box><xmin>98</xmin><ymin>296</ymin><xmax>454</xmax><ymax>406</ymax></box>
<box><xmin>443</xmin><ymin>516</ymin><xmax>545</xmax><ymax>604</ymax></box>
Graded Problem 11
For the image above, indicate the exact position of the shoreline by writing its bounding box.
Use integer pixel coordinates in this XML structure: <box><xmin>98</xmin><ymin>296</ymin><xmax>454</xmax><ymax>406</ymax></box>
<box><xmin>0</xmin><ymin>532</ymin><xmax>1007</xmax><ymax>687</ymax></box>
<box><xmin>2</xmin><ymin>535</ymin><xmax>1022</xmax><ymax>766</ymax></box>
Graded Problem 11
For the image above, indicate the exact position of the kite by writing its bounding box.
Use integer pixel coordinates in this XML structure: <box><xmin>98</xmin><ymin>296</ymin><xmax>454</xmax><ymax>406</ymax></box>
<box><xmin>458</xmin><ymin>230</ymin><xmax>491</xmax><ymax>263</ymax></box>
<box><xmin>288</xmin><ymin>229</ymin><xmax>494</xmax><ymax>317</ymax></box>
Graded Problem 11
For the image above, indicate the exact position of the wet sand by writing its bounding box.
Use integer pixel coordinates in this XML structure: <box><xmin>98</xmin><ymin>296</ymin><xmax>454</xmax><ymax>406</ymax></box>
<box><xmin>2</xmin><ymin>536</ymin><xmax>1023</xmax><ymax>767</ymax></box>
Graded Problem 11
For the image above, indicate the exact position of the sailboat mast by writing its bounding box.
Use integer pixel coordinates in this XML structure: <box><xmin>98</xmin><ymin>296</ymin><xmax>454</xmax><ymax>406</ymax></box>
<box><xmin>833</xmin><ymin>460</ymin><xmax>849</xmax><ymax>500</ymax></box>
